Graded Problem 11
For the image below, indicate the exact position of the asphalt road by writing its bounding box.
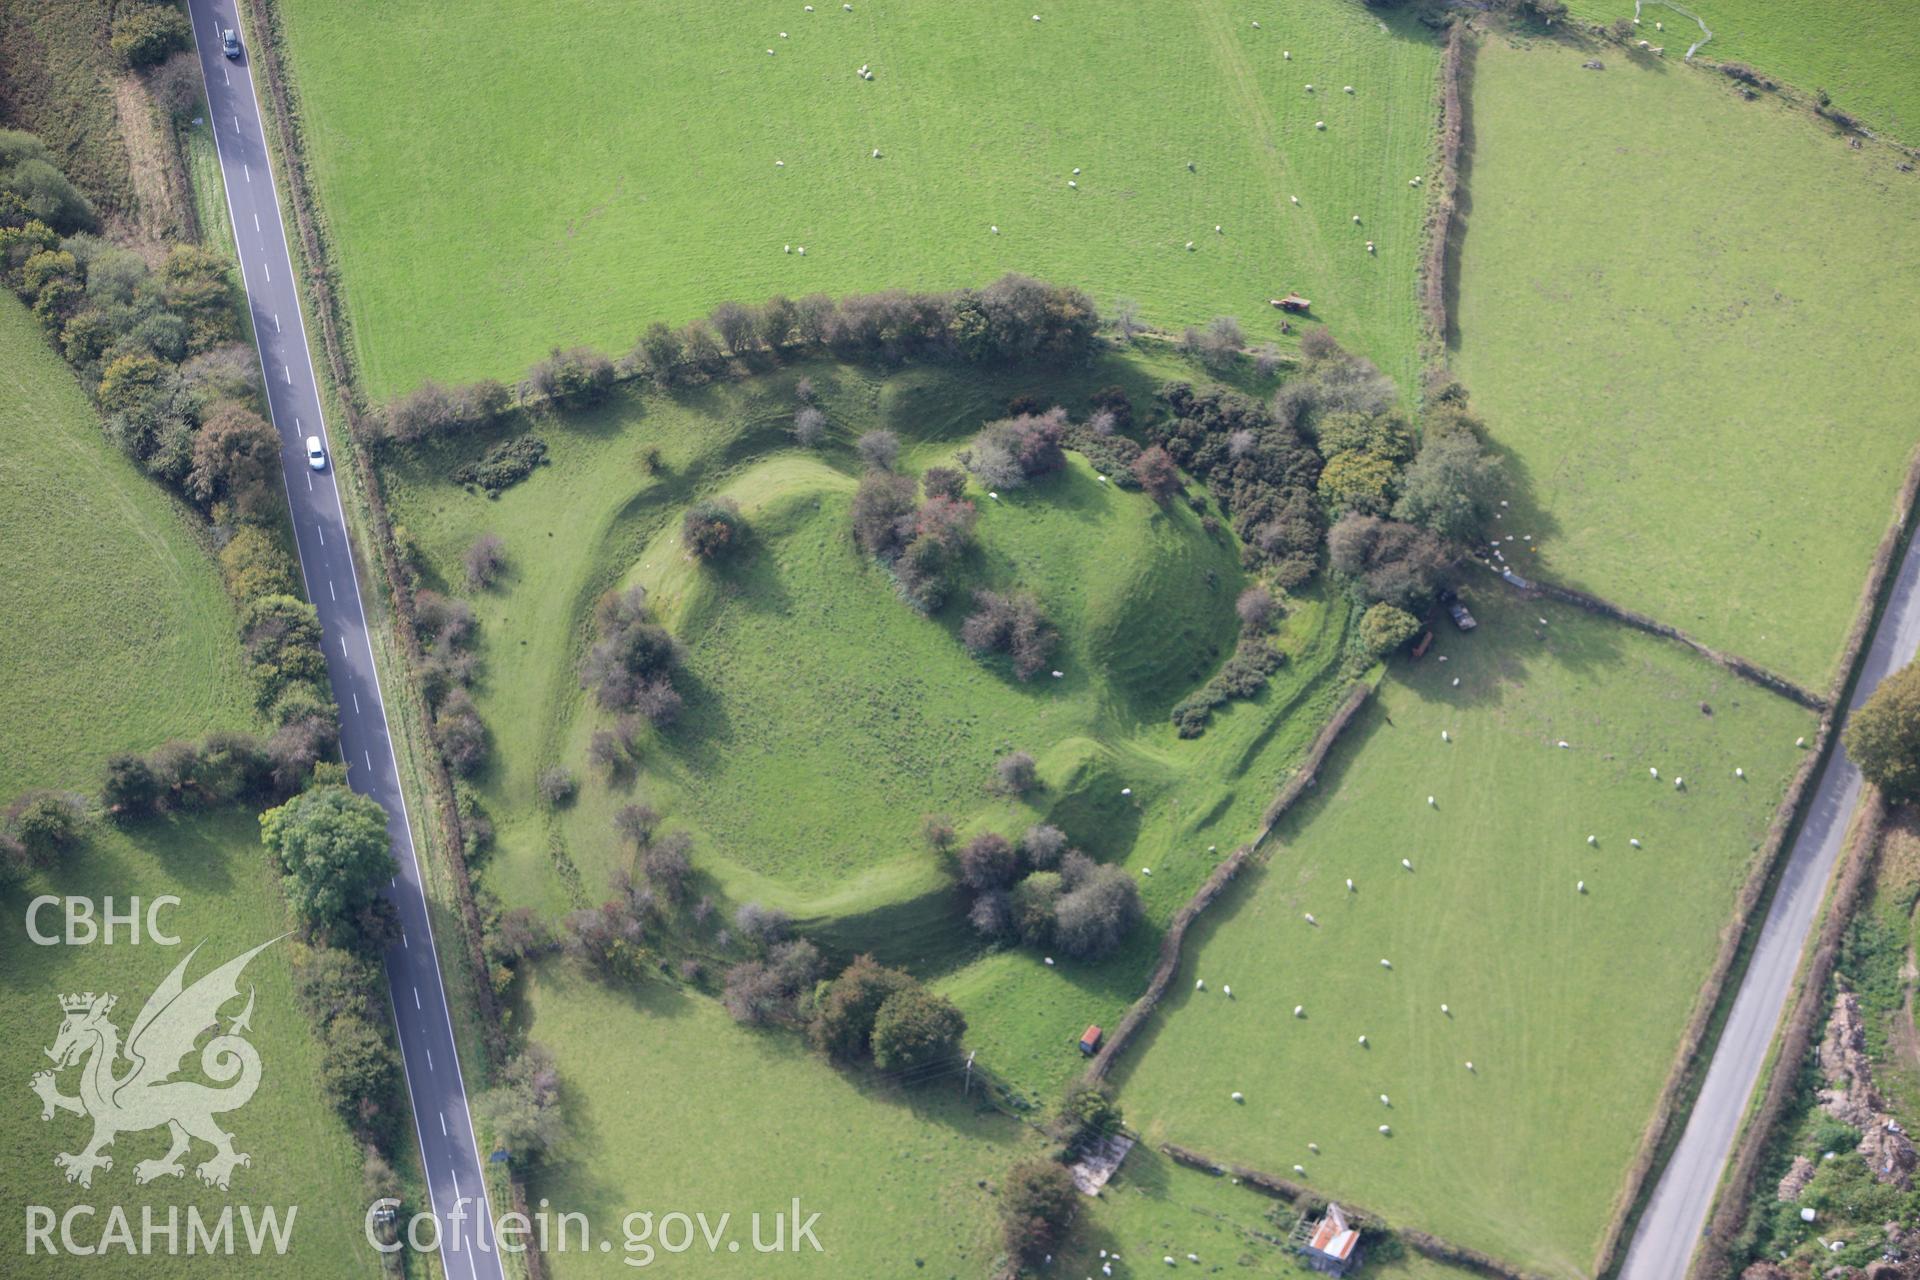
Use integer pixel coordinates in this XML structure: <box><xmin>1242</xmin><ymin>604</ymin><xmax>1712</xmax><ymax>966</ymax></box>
<box><xmin>1623</xmin><ymin>528</ymin><xmax>1920</xmax><ymax>1278</ymax></box>
<box><xmin>186</xmin><ymin>6</ymin><xmax>504</xmax><ymax>1275</ymax></box>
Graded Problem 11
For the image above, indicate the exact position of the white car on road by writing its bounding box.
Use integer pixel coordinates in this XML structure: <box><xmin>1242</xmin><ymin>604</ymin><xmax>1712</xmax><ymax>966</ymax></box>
<box><xmin>305</xmin><ymin>435</ymin><xmax>327</xmax><ymax>471</ymax></box>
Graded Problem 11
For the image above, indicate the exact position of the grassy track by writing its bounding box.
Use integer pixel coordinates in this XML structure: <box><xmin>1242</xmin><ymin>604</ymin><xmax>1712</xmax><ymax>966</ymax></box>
<box><xmin>1452</xmin><ymin>33</ymin><xmax>1920</xmax><ymax>687</ymax></box>
<box><xmin>1562</xmin><ymin>0</ymin><xmax>1920</xmax><ymax>141</ymax></box>
<box><xmin>275</xmin><ymin>0</ymin><xmax>1441</xmax><ymax>398</ymax></box>
<box><xmin>0</xmin><ymin>294</ymin><xmax>256</xmax><ymax>797</ymax></box>
<box><xmin>1112</xmin><ymin>589</ymin><xmax>1815</xmax><ymax>1274</ymax></box>
<box><xmin>0</xmin><ymin>813</ymin><xmax>385</xmax><ymax>1276</ymax></box>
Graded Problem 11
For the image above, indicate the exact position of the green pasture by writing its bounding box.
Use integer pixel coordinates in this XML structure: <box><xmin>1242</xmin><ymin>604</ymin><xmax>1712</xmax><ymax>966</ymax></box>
<box><xmin>1451</xmin><ymin>32</ymin><xmax>1920</xmax><ymax>688</ymax></box>
<box><xmin>518</xmin><ymin>964</ymin><xmax>1035</xmax><ymax>1277</ymax></box>
<box><xmin>0</xmin><ymin>812</ymin><xmax>383</xmax><ymax>1276</ymax></box>
<box><xmin>0</xmin><ymin>293</ymin><xmax>256</xmax><ymax>798</ymax></box>
<box><xmin>1113</xmin><ymin>589</ymin><xmax>1814</xmax><ymax>1275</ymax></box>
<box><xmin>1562</xmin><ymin>0</ymin><xmax>1920</xmax><ymax>140</ymax></box>
<box><xmin>276</xmin><ymin>0</ymin><xmax>1442</xmax><ymax>399</ymax></box>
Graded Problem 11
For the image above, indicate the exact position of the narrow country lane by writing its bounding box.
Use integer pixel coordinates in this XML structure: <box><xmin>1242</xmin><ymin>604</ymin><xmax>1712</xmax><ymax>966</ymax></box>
<box><xmin>1624</xmin><ymin>526</ymin><xmax>1920</xmax><ymax>1277</ymax></box>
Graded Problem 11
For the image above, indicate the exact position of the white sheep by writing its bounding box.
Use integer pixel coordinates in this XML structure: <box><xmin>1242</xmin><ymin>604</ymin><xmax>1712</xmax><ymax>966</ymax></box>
<box><xmin>1231</xmin><ymin>1090</ymin><xmax>1244</xmax><ymax>1102</ymax></box>
<box><xmin>1072</xmin><ymin>167</ymin><xmax>1081</xmax><ymax>174</ymax></box>
<box><xmin>1308</xmin><ymin>1142</ymin><xmax>1320</xmax><ymax>1153</ymax></box>
<box><xmin>1346</xmin><ymin>878</ymin><xmax>1355</xmax><ymax>892</ymax></box>
<box><xmin>1452</xmin><ymin>677</ymin><xmax>1461</xmax><ymax>687</ymax></box>
<box><xmin>1215</xmin><ymin>224</ymin><xmax>1223</xmax><ymax>233</ymax></box>
<box><xmin>1380</xmin><ymin>958</ymin><xmax>1392</xmax><ymax>969</ymax></box>
<box><xmin>1577</xmin><ymin>880</ymin><xmax>1586</xmax><ymax>893</ymax></box>
<box><xmin>1797</xmin><ymin>736</ymin><xmax>1807</xmax><ymax>748</ymax></box>
<box><xmin>1379</xmin><ymin>1094</ymin><xmax>1390</xmax><ymax>1105</ymax></box>
<box><xmin>780</xmin><ymin>31</ymin><xmax>788</xmax><ymax>37</ymax></box>
<box><xmin>1351</xmin><ymin>214</ymin><xmax>1362</xmax><ymax>223</ymax></box>
<box><xmin>987</xmin><ymin>491</ymin><xmax>998</xmax><ymax>499</ymax></box>
<box><xmin>1466</xmin><ymin>1061</ymin><xmax>1475</xmax><ymax>1071</ymax></box>
<box><xmin>784</xmin><ymin>244</ymin><xmax>792</xmax><ymax>253</ymax></box>
<box><xmin>1141</xmin><ymin>867</ymin><xmax>1152</xmax><ymax>876</ymax></box>
<box><xmin>1379</xmin><ymin>1124</ymin><xmax>1391</xmax><ymax>1135</ymax></box>
<box><xmin>1067</xmin><ymin>180</ymin><xmax>1076</xmax><ymax>188</ymax></box>
<box><xmin>1195</xmin><ymin>978</ymin><xmax>1205</xmax><ymax>991</ymax></box>
<box><xmin>1293</xmin><ymin>1164</ymin><xmax>1305</xmax><ymax>1174</ymax></box>
<box><xmin>1735</xmin><ymin>767</ymin><xmax>1745</xmax><ymax>779</ymax></box>
<box><xmin>1252</xmin><ymin>19</ymin><xmax>1261</xmax><ymax>27</ymax></box>
<box><xmin>1305</xmin><ymin>84</ymin><xmax>1315</xmax><ymax>92</ymax></box>
<box><xmin>872</xmin><ymin>148</ymin><xmax>882</xmax><ymax>158</ymax></box>
<box><xmin>1402</xmin><ymin>858</ymin><xmax>1414</xmax><ymax>870</ymax></box>
<box><xmin>990</xmin><ymin>225</ymin><xmax>999</xmax><ymax>234</ymax></box>
<box><xmin>1044</xmin><ymin>956</ymin><xmax>1054</xmax><ymax>966</ymax></box>
<box><xmin>1051</xmin><ymin>670</ymin><xmax>1063</xmax><ymax>678</ymax></box>
<box><xmin>1185</xmin><ymin>241</ymin><xmax>1195</xmax><ymax>250</ymax></box>
<box><xmin>1674</xmin><ymin>777</ymin><xmax>1684</xmax><ymax>790</ymax></box>
<box><xmin>796</xmin><ymin>246</ymin><xmax>806</xmax><ymax>255</ymax></box>
<box><xmin>1441</xmin><ymin>1003</ymin><xmax>1450</xmax><ymax>1015</ymax></box>
<box><xmin>1294</xmin><ymin>1005</ymin><xmax>1305</xmax><ymax>1018</ymax></box>
<box><xmin>1650</xmin><ymin>767</ymin><xmax>1660</xmax><ymax>779</ymax></box>
<box><xmin>1290</xmin><ymin>195</ymin><xmax>1300</xmax><ymax>205</ymax></box>
<box><xmin>1304</xmin><ymin>912</ymin><xmax>1317</xmax><ymax>925</ymax></box>
<box><xmin>1223</xmin><ymin>985</ymin><xmax>1233</xmax><ymax>998</ymax></box>
<box><xmin>1358</xmin><ymin>1034</ymin><xmax>1369</xmax><ymax>1046</ymax></box>
<box><xmin>1284</xmin><ymin>50</ymin><xmax>1291</xmax><ymax>59</ymax></box>
<box><xmin>1315</xmin><ymin>121</ymin><xmax>1327</xmax><ymax>130</ymax></box>
<box><xmin>1344</xmin><ymin>85</ymin><xmax>1355</xmax><ymax>93</ymax></box>
<box><xmin>1630</xmin><ymin>838</ymin><xmax>1642</xmax><ymax>849</ymax></box>
<box><xmin>1427</xmin><ymin>795</ymin><xmax>1437</xmax><ymax>807</ymax></box>
<box><xmin>1538</xmin><ymin>617</ymin><xmax>1549</xmax><ymax>626</ymax></box>
<box><xmin>1442</xmin><ymin>730</ymin><xmax>1451</xmax><ymax>742</ymax></box>
<box><xmin>1122</xmin><ymin>787</ymin><xmax>1133</xmax><ymax>797</ymax></box>
<box><xmin>1558</xmin><ymin>740</ymin><xmax>1570</xmax><ymax>749</ymax></box>
<box><xmin>1366</xmin><ymin>241</ymin><xmax>1375</xmax><ymax>254</ymax></box>
<box><xmin>1587</xmin><ymin>835</ymin><xmax>1597</xmax><ymax>846</ymax></box>
<box><xmin>775</xmin><ymin>159</ymin><xmax>785</xmax><ymax>166</ymax></box>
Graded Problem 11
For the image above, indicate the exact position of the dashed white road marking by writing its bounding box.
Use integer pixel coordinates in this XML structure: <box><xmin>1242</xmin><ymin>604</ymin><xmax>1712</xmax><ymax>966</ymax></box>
<box><xmin>365</xmin><ymin>750</ymin><xmax>373</xmax><ymax>770</ymax></box>
<box><xmin>253</xmin><ymin>212</ymin><xmax>260</xmax><ymax>231</ymax></box>
<box><xmin>243</xmin><ymin>163</ymin><xmax>250</xmax><ymax>182</ymax></box>
<box><xmin>306</xmin><ymin>472</ymin><xmax>312</xmax><ymax>490</ymax></box>
<box><xmin>440</xmin><ymin>1112</ymin><xmax>448</xmax><ymax>1137</ymax></box>
<box><xmin>273</xmin><ymin>314</ymin><xmax>281</xmax><ymax>332</ymax></box>
<box><xmin>328</xmin><ymin>580</ymin><xmax>336</xmax><ymax>601</ymax></box>
<box><xmin>402</xmin><ymin>930</ymin><xmax>409</xmax><ymax>948</ymax></box>
<box><xmin>262</xmin><ymin>260</ymin><xmax>270</xmax><ymax>281</ymax></box>
<box><xmin>316</xmin><ymin>525</ymin><xmax>324</xmax><ymax>545</ymax></box>
<box><xmin>353</xmin><ymin>693</ymin><xmax>360</xmax><ymax>713</ymax></box>
<box><xmin>233</xmin><ymin>114</ymin><xmax>240</xmax><ymax>133</ymax></box>
<box><xmin>414</xmin><ymin>987</ymin><xmax>422</xmax><ymax>1010</ymax></box>
<box><xmin>426</xmin><ymin>1047</ymin><xmax>434</xmax><ymax>1070</ymax></box>
<box><xmin>340</xmin><ymin>635</ymin><xmax>348</xmax><ymax>656</ymax></box>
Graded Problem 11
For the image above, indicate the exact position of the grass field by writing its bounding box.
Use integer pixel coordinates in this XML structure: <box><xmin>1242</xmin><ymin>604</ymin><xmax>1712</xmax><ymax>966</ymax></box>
<box><xmin>1562</xmin><ymin>0</ymin><xmax>1920</xmax><ymax>142</ymax></box>
<box><xmin>1112</xmin><ymin>589</ymin><xmax>1815</xmax><ymax>1275</ymax></box>
<box><xmin>1451</xmin><ymin>32</ymin><xmax>1920</xmax><ymax>688</ymax></box>
<box><xmin>0</xmin><ymin>812</ymin><xmax>387</xmax><ymax>1275</ymax></box>
<box><xmin>0</xmin><ymin>290</ymin><xmax>385</xmax><ymax>1274</ymax></box>
<box><xmin>277</xmin><ymin>0</ymin><xmax>1442</xmax><ymax>399</ymax></box>
<box><xmin>380</xmin><ymin>352</ymin><xmax>1359</xmax><ymax>1099</ymax></box>
<box><xmin>518</xmin><ymin>964</ymin><xmax>1037</xmax><ymax>1277</ymax></box>
<box><xmin>0</xmin><ymin>293</ymin><xmax>257</xmax><ymax>798</ymax></box>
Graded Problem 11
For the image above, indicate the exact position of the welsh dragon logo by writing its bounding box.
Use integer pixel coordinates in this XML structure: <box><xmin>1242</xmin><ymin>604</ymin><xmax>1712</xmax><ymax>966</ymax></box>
<box><xmin>31</xmin><ymin>938</ymin><xmax>280</xmax><ymax>1191</ymax></box>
